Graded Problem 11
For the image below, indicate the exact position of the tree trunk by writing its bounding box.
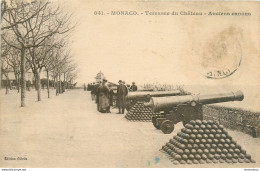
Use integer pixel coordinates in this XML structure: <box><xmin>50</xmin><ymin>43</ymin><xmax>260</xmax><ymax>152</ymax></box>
<box><xmin>5</xmin><ymin>77</ymin><xmax>9</xmax><ymax>94</ymax></box>
<box><xmin>17</xmin><ymin>73</ymin><xmax>20</xmax><ymax>93</ymax></box>
<box><xmin>59</xmin><ymin>73</ymin><xmax>61</xmax><ymax>94</ymax></box>
<box><xmin>47</xmin><ymin>70</ymin><xmax>50</xmax><ymax>98</ymax></box>
<box><xmin>36</xmin><ymin>71</ymin><xmax>41</xmax><ymax>101</ymax></box>
<box><xmin>21</xmin><ymin>48</ymin><xmax>26</xmax><ymax>107</ymax></box>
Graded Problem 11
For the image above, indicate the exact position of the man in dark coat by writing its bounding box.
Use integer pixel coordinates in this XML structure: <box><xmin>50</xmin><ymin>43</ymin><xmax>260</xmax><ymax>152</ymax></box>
<box><xmin>116</xmin><ymin>80</ymin><xmax>128</xmax><ymax>114</ymax></box>
<box><xmin>130</xmin><ymin>82</ymin><xmax>138</xmax><ymax>91</ymax></box>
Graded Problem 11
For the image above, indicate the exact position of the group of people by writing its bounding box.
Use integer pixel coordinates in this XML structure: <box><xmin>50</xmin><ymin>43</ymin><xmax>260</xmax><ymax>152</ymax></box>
<box><xmin>89</xmin><ymin>80</ymin><xmax>138</xmax><ymax>114</ymax></box>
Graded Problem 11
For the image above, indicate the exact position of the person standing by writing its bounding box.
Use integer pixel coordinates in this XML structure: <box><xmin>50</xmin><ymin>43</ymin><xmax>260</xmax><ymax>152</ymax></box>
<box><xmin>97</xmin><ymin>79</ymin><xmax>110</xmax><ymax>113</ymax></box>
<box><xmin>116</xmin><ymin>80</ymin><xmax>128</xmax><ymax>114</ymax></box>
<box><xmin>130</xmin><ymin>82</ymin><xmax>138</xmax><ymax>91</ymax></box>
<box><xmin>107</xmin><ymin>84</ymin><xmax>114</xmax><ymax>113</ymax></box>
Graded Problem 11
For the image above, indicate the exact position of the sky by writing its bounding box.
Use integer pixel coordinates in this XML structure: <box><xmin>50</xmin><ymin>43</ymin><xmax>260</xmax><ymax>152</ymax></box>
<box><xmin>60</xmin><ymin>0</ymin><xmax>259</xmax><ymax>87</ymax></box>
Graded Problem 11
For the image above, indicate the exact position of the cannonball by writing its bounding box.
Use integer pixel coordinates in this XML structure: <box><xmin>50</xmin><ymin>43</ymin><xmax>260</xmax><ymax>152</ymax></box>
<box><xmin>238</xmin><ymin>158</ymin><xmax>244</xmax><ymax>163</ymax></box>
<box><xmin>195</xmin><ymin>154</ymin><xmax>201</xmax><ymax>160</ymax></box>
<box><xmin>193</xmin><ymin>144</ymin><xmax>199</xmax><ymax>149</ymax></box>
<box><xmin>204</xmin><ymin>149</ymin><xmax>209</xmax><ymax>154</ymax></box>
<box><xmin>232</xmin><ymin>158</ymin><xmax>238</xmax><ymax>163</ymax></box>
<box><xmin>226</xmin><ymin>159</ymin><xmax>232</xmax><ymax>163</ymax></box>
<box><xmin>207</xmin><ymin>120</ymin><xmax>214</xmax><ymax>124</ymax></box>
<box><xmin>241</xmin><ymin>149</ymin><xmax>246</xmax><ymax>155</ymax></box>
<box><xmin>205</xmin><ymin>144</ymin><xmax>211</xmax><ymax>149</ymax></box>
<box><xmin>244</xmin><ymin>159</ymin><xmax>251</xmax><ymax>163</ymax></box>
<box><xmin>228</xmin><ymin>149</ymin><xmax>234</xmax><ymax>154</ymax></box>
<box><xmin>233</xmin><ymin>153</ymin><xmax>239</xmax><ymax>159</ymax></box>
<box><xmin>211</xmin><ymin>129</ymin><xmax>217</xmax><ymax>134</ymax></box>
<box><xmin>216</xmin><ymin>129</ymin><xmax>222</xmax><ymax>134</ymax></box>
<box><xmin>185</xmin><ymin>129</ymin><xmax>192</xmax><ymax>134</ymax></box>
<box><xmin>192</xmin><ymin>129</ymin><xmax>198</xmax><ymax>134</ymax></box>
<box><xmin>211</xmin><ymin>144</ymin><xmax>217</xmax><ymax>149</ymax></box>
<box><xmin>215</xmin><ymin>134</ymin><xmax>221</xmax><ymax>139</ymax></box>
<box><xmin>224</xmin><ymin>143</ymin><xmax>229</xmax><ymax>149</ymax></box>
<box><xmin>206</xmin><ymin>159</ymin><xmax>213</xmax><ymax>164</ymax></box>
<box><xmin>226</xmin><ymin>153</ymin><xmax>233</xmax><ymax>159</ymax></box>
<box><xmin>172</xmin><ymin>160</ymin><xmax>179</xmax><ymax>165</ymax></box>
<box><xmin>200</xmin><ymin>124</ymin><xmax>206</xmax><ymax>129</ymax></box>
<box><xmin>212</xmin><ymin>124</ymin><xmax>218</xmax><ymax>130</ymax></box>
<box><xmin>199</xmin><ymin>144</ymin><xmax>205</xmax><ymax>149</ymax></box>
<box><xmin>189</xmin><ymin>120</ymin><xmax>196</xmax><ymax>125</ymax></box>
<box><xmin>201</xmin><ymin>154</ymin><xmax>207</xmax><ymax>160</ymax></box>
<box><xmin>190</xmin><ymin>134</ymin><xmax>196</xmax><ymax>139</ymax></box>
<box><xmin>220</xmin><ymin>154</ymin><xmax>226</xmax><ymax>160</ymax></box>
<box><xmin>222</xmin><ymin>149</ymin><xmax>228</xmax><ymax>154</ymax></box>
<box><xmin>218</xmin><ymin>144</ymin><xmax>224</xmax><ymax>149</ymax></box>
<box><xmin>182</xmin><ymin>154</ymin><xmax>188</xmax><ymax>160</ymax></box>
<box><xmin>175</xmin><ymin>154</ymin><xmax>182</xmax><ymax>160</ymax></box>
<box><xmin>197</xmin><ymin>134</ymin><xmax>203</xmax><ymax>139</ymax></box>
<box><xmin>179</xmin><ymin>160</ymin><xmax>186</xmax><ymax>164</ymax></box>
<box><xmin>218</xmin><ymin>125</ymin><xmax>224</xmax><ymax>130</ymax></box>
<box><xmin>207</xmin><ymin>139</ymin><xmax>213</xmax><ymax>144</ymax></box>
<box><xmin>208</xmin><ymin>154</ymin><xmax>214</xmax><ymax>160</ymax></box>
<box><xmin>198</xmin><ymin>129</ymin><xmax>204</xmax><ymax>134</ymax></box>
<box><xmin>194</xmin><ymin>125</ymin><xmax>200</xmax><ymax>130</ymax></box>
<box><xmin>214</xmin><ymin>154</ymin><xmax>220</xmax><ymax>159</ymax></box>
<box><xmin>197</xmin><ymin>149</ymin><xmax>203</xmax><ymax>155</ymax></box>
<box><xmin>213</xmin><ymin>139</ymin><xmax>219</xmax><ymax>144</ymax></box>
<box><xmin>212</xmin><ymin>159</ymin><xmax>218</xmax><ymax>163</ymax></box>
<box><xmin>188</xmin><ymin>139</ymin><xmax>194</xmax><ymax>144</ymax></box>
<box><xmin>234</xmin><ymin>148</ymin><xmax>240</xmax><ymax>154</ymax></box>
<box><xmin>195</xmin><ymin>120</ymin><xmax>202</xmax><ymax>125</ymax></box>
<box><xmin>229</xmin><ymin>143</ymin><xmax>236</xmax><ymax>149</ymax></box>
<box><xmin>209</xmin><ymin>134</ymin><xmax>214</xmax><ymax>139</ymax></box>
<box><xmin>200</xmin><ymin>159</ymin><xmax>206</xmax><ymax>164</ymax></box>
<box><xmin>194</xmin><ymin>139</ymin><xmax>200</xmax><ymax>144</ymax></box>
<box><xmin>206</xmin><ymin>125</ymin><xmax>212</xmax><ymax>129</ymax></box>
<box><xmin>186</xmin><ymin>160</ymin><xmax>192</xmax><ymax>164</ymax></box>
<box><xmin>187</xmin><ymin>144</ymin><xmax>193</xmax><ymax>150</ymax></box>
<box><xmin>191</xmin><ymin>149</ymin><xmax>196</xmax><ymax>154</ymax></box>
<box><xmin>245</xmin><ymin>154</ymin><xmax>251</xmax><ymax>160</ymax></box>
<box><xmin>177</xmin><ymin>149</ymin><xmax>184</xmax><ymax>155</ymax></box>
<box><xmin>189</xmin><ymin>154</ymin><xmax>195</xmax><ymax>160</ymax></box>
<box><xmin>221</xmin><ymin>133</ymin><xmax>227</xmax><ymax>139</ymax></box>
<box><xmin>205</xmin><ymin>129</ymin><xmax>210</xmax><ymax>134</ymax></box>
<box><xmin>185</xmin><ymin>124</ymin><xmax>193</xmax><ymax>129</ymax></box>
<box><xmin>203</xmin><ymin>134</ymin><xmax>208</xmax><ymax>139</ymax></box>
<box><xmin>219</xmin><ymin>139</ymin><xmax>225</xmax><ymax>144</ymax></box>
<box><xmin>239</xmin><ymin>153</ymin><xmax>245</xmax><ymax>159</ymax></box>
<box><xmin>184</xmin><ymin>149</ymin><xmax>190</xmax><ymax>155</ymax></box>
<box><xmin>225</xmin><ymin>139</ymin><xmax>231</xmax><ymax>144</ymax></box>
<box><xmin>202</xmin><ymin>120</ymin><xmax>207</xmax><ymax>125</ymax></box>
<box><xmin>201</xmin><ymin>139</ymin><xmax>207</xmax><ymax>144</ymax></box>
<box><xmin>209</xmin><ymin>149</ymin><xmax>216</xmax><ymax>154</ymax></box>
<box><xmin>193</xmin><ymin>159</ymin><xmax>199</xmax><ymax>164</ymax></box>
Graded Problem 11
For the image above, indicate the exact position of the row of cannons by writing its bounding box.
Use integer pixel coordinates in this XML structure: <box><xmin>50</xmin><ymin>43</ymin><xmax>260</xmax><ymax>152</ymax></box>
<box><xmin>125</xmin><ymin>90</ymin><xmax>244</xmax><ymax>134</ymax></box>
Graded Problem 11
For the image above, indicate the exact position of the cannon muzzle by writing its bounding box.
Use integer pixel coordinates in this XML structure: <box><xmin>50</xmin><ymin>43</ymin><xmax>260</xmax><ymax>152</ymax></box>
<box><xmin>145</xmin><ymin>90</ymin><xmax>244</xmax><ymax>112</ymax></box>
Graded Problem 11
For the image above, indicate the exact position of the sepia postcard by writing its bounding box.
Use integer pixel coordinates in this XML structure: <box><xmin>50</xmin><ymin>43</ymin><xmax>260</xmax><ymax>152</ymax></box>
<box><xmin>0</xmin><ymin>0</ymin><xmax>260</xmax><ymax>169</ymax></box>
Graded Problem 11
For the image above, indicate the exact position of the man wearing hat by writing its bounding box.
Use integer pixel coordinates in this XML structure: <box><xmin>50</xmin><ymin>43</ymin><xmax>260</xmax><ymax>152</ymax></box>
<box><xmin>116</xmin><ymin>80</ymin><xmax>128</xmax><ymax>114</ymax></box>
<box><xmin>130</xmin><ymin>82</ymin><xmax>138</xmax><ymax>91</ymax></box>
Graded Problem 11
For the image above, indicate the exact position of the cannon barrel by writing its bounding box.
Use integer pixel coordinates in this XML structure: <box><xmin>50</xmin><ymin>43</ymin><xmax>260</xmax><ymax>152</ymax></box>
<box><xmin>126</xmin><ymin>90</ymin><xmax>181</xmax><ymax>100</ymax></box>
<box><xmin>145</xmin><ymin>91</ymin><xmax>244</xmax><ymax>112</ymax></box>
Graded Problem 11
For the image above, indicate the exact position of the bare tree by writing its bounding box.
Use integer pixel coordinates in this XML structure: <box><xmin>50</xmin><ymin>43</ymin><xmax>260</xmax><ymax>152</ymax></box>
<box><xmin>1</xmin><ymin>0</ymin><xmax>75</xmax><ymax>106</ymax></box>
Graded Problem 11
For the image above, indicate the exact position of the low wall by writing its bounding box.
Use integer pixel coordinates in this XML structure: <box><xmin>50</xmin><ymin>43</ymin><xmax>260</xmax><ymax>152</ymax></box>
<box><xmin>203</xmin><ymin>105</ymin><xmax>260</xmax><ymax>138</ymax></box>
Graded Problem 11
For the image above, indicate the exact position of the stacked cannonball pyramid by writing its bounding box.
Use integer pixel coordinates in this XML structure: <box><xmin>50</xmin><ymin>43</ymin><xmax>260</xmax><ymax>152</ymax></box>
<box><xmin>125</xmin><ymin>101</ymin><xmax>159</xmax><ymax>121</ymax></box>
<box><xmin>161</xmin><ymin>120</ymin><xmax>255</xmax><ymax>164</ymax></box>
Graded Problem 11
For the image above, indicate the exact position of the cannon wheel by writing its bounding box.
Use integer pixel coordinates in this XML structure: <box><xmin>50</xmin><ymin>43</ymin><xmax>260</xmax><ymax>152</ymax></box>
<box><xmin>152</xmin><ymin>116</ymin><xmax>160</xmax><ymax>129</ymax></box>
<box><xmin>160</xmin><ymin>120</ymin><xmax>174</xmax><ymax>134</ymax></box>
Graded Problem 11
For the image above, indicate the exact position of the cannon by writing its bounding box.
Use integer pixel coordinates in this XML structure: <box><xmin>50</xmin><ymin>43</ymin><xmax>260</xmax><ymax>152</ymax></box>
<box><xmin>126</xmin><ymin>90</ymin><xmax>181</xmax><ymax>110</ymax></box>
<box><xmin>125</xmin><ymin>90</ymin><xmax>182</xmax><ymax>121</ymax></box>
<box><xmin>144</xmin><ymin>91</ymin><xmax>244</xmax><ymax>134</ymax></box>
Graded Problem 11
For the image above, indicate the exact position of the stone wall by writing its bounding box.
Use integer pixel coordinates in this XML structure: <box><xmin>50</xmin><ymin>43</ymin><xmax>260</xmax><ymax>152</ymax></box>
<box><xmin>203</xmin><ymin>105</ymin><xmax>260</xmax><ymax>138</ymax></box>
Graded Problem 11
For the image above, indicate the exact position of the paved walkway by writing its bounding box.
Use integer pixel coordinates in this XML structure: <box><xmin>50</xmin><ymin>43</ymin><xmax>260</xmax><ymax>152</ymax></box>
<box><xmin>0</xmin><ymin>89</ymin><xmax>259</xmax><ymax>167</ymax></box>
